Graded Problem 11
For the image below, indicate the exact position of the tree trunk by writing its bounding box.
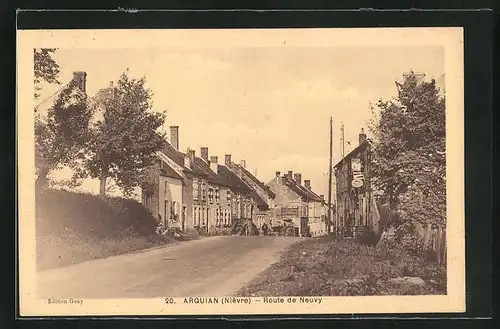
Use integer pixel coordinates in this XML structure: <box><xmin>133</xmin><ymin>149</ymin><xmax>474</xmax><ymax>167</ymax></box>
<box><xmin>36</xmin><ymin>166</ymin><xmax>50</xmax><ymax>189</ymax></box>
<box><xmin>99</xmin><ymin>175</ymin><xmax>107</xmax><ymax>196</ymax></box>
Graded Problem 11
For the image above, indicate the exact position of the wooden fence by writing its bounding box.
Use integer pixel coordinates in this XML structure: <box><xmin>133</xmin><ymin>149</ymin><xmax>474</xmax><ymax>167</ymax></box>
<box><xmin>422</xmin><ymin>224</ymin><xmax>447</xmax><ymax>265</ymax></box>
<box><xmin>377</xmin><ymin>223</ymin><xmax>447</xmax><ymax>265</ymax></box>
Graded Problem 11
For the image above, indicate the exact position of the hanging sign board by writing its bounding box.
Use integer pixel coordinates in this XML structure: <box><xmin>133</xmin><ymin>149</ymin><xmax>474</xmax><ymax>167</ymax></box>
<box><xmin>351</xmin><ymin>158</ymin><xmax>362</xmax><ymax>171</ymax></box>
<box><xmin>351</xmin><ymin>158</ymin><xmax>364</xmax><ymax>188</ymax></box>
<box><xmin>352</xmin><ymin>176</ymin><xmax>364</xmax><ymax>188</ymax></box>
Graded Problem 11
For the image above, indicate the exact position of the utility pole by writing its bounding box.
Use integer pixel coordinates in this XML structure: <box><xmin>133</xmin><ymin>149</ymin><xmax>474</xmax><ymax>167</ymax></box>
<box><xmin>327</xmin><ymin>117</ymin><xmax>333</xmax><ymax>234</ymax></box>
<box><xmin>340</xmin><ymin>122</ymin><xmax>345</xmax><ymax>158</ymax></box>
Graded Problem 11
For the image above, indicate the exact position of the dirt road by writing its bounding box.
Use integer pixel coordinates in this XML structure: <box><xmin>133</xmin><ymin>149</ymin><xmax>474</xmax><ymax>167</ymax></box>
<box><xmin>37</xmin><ymin>235</ymin><xmax>301</xmax><ymax>298</ymax></box>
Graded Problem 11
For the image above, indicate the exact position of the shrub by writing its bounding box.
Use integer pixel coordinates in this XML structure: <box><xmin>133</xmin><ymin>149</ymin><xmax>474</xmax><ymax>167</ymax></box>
<box><xmin>36</xmin><ymin>189</ymin><xmax>170</xmax><ymax>270</ymax></box>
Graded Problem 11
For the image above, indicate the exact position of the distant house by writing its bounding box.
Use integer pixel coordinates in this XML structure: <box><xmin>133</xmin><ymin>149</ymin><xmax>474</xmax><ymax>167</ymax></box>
<box><xmin>227</xmin><ymin>160</ymin><xmax>276</xmax><ymax>230</ymax></box>
<box><xmin>142</xmin><ymin>152</ymin><xmax>189</xmax><ymax>230</ymax></box>
<box><xmin>190</xmin><ymin>149</ymin><xmax>234</xmax><ymax>232</ymax></box>
<box><xmin>218</xmin><ymin>157</ymin><xmax>257</xmax><ymax>223</ymax></box>
<box><xmin>142</xmin><ymin>126</ymin><xmax>198</xmax><ymax>231</ymax></box>
<box><xmin>266</xmin><ymin>171</ymin><xmax>327</xmax><ymax>237</ymax></box>
<box><xmin>142</xmin><ymin>126</ymin><xmax>267</xmax><ymax>234</ymax></box>
<box><xmin>92</xmin><ymin>81</ymin><xmax>114</xmax><ymax>123</ymax></box>
<box><xmin>334</xmin><ymin>128</ymin><xmax>379</xmax><ymax>237</ymax></box>
<box><xmin>141</xmin><ymin>126</ymin><xmax>194</xmax><ymax>231</ymax></box>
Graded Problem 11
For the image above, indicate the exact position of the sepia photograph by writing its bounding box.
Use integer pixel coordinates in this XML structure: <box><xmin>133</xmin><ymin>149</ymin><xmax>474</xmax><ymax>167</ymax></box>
<box><xmin>17</xmin><ymin>27</ymin><xmax>465</xmax><ymax>316</ymax></box>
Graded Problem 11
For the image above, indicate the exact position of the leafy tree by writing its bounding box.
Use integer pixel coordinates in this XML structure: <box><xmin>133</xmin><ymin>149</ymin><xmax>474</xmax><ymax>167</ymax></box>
<box><xmin>369</xmin><ymin>71</ymin><xmax>446</xmax><ymax>229</ymax></box>
<box><xmin>34</xmin><ymin>48</ymin><xmax>61</xmax><ymax>100</ymax></box>
<box><xmin>83</xmin><ymin>70</ymin><xmax>166</xmax><ymax>196</ymax></box>
<box><xmin>35</xmin><ymin>79</ymin><xmax>94</xmax><ymax>188</ymax></box>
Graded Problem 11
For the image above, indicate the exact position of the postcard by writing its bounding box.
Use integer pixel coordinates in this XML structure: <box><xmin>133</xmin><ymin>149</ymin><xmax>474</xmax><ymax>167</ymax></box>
<box><xmin>18</xmin><ymin>27</ymin><xmax>465</xmax><ymax>316</ymax></box>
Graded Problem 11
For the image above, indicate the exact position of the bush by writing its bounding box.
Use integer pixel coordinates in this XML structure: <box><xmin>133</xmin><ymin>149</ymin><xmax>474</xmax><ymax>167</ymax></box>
<box><xmin>36</xmin><ymin>189</ymin><xmax>158</xmax><ymax>238</ymax></box>
<box><xmin>36</xmin><ymin>189</ymin><xmax>170</xmax><ymax>270</ymax></box>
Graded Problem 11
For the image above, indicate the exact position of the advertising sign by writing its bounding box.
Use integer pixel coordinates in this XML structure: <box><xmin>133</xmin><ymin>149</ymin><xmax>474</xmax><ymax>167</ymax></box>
<box><xmin>351</xmin><ymin>158</ymin><xmax>364</xmax><ymax>188</ymax></box>
<box><xmin>281</xmin><ymin>207</ymin><xmax>299</xmax><ymax>217</ymax></box>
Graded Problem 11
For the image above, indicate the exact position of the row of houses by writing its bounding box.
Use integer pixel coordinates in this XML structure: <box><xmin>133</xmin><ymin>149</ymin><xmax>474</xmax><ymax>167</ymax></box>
<box><xmin>62</xmin><ymin>71</ymin><xmax>332</xmax><ymax>237</ymax></box>
<box><xmin>141</xmin><ymin>125</ymin><xmax>333</xmax><ymax>237</ymax></box>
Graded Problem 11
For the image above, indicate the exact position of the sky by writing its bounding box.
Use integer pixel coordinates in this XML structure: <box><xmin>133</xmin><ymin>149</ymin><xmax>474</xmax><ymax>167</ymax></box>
<box><xmin>37</xmin><ymin>42</ymin><xmax>445</xmax><ymax>198</ymax></box>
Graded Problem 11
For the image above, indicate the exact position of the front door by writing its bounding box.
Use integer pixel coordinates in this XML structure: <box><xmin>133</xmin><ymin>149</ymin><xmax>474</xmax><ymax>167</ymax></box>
<box><xmin>301</xmin><ymin>217</ymin><xmax>309</xmax><ymax>237</ymax></box>
<box><xmin>182</xmin><ymin>206</ymin><xmax>186</xmax><ymax>231</ymax></box>
<box><xmin>164</xmin><ymin>200</ymin><xmax>169</xmax><ymax>228</ymax></box>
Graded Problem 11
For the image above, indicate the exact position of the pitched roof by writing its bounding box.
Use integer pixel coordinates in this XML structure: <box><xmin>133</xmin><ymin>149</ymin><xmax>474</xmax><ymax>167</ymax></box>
<box><xmin>161</xmin><ymin>142</ymin><xmax>186</xmax><ymax>168</ymax></box>
<box><xmin>249</xmin><ymin>190</ymin><xmax>270</xmax><ymax>210</ymax></box>
<box><xmin>218</xmin><ymin>165</ymin><xmax>269</xmax><ymax>210</ymax></box>
<box><xmin>192</xmin><ymin>157</ymin><xmax>232</xmax><ymax>188</ymax></box>
<box><xmin>282</xmin><ymin>177</ymin><xmax>323</xmax><ymax>203</ymax></box>
<box><xmin>334</xmin><ymin>138</ymin><xmax>372</xmax><ymax>169</ymax></box>
<box><xmin>159</xmin><ymin>141</ymin><xmax>214</xmax><ymax>179</ymax></box>
<box><xmin>217</xmin><ymin>165</ymin><xmax>253</xmax><ymax>195</ymax></box>
<box><xmin>235</xmin><ymin>164</ymin><xmax>276</xmax><ymax>199</ymax></box>
<box><xmin>159</xmin><ymin>163</ymin><xmax>183</xmax><ymax>180</ymax></box>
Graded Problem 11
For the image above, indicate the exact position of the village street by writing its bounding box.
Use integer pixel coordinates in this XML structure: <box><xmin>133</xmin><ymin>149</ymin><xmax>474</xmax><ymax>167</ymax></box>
<box><xmin>37</xmin><ymin>236</ymin><xmax>302</xmax><ymax>298</ymax></box>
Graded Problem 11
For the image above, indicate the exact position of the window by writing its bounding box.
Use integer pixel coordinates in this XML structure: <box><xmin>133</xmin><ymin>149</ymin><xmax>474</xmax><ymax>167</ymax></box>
<box><xmin>301</xmin><ymin>205</ymin><xmax>308</xmax><ymax>217</ymax></box>
<box><xmin>201</xmin><ymin>182</ymin><xmax>207</xmax><ymax>201</ymax></box>
<box><xmin>208</xmin><ymin>188</ymin><xmax>214</xmax><ymax>202</ymax></box>
<box><xmin>215</xmin><ymin>188</ymin><xmax>220</xmax><ymax>203</ymax></box>
<box><xmin>227</xmin><ymin>192</ymin><xmax>231</xmax><ymax>206</ymax></box>
<box><xmin>193</xmin><ymin>179</ymin><xmax>199</xmax><ymax>200</ymax></box>
<box><xmin>171</xmin><ymin>201</ymin><xmax>178</xmax><ymax>221</ymax></box>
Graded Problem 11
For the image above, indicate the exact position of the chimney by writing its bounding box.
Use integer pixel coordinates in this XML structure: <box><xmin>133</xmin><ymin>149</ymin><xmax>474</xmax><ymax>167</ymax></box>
<box><xmin>72</xmin><ymin>71</ymin><xmax>87</xmax><ymax>93</ymax></box>
<box><xmin>200</xmin><ymin>147</ymin><xmax>209</xmax><ymax>162</ymax></box>
<box><xmin>184</xmin><ymin>148</ymin><xmax>194</xmax><ymax>169</ymax></box>
<box><xmin>359</xmin><ymin>128</ymin><xmax>367</xmax><ymax>145</ymax></box>
<box><xmin>287</xmin><ymin>171</ymin><xmax>293</xmax><ymax>180</ymax></box>
<box><xmin>294</xmin><ymin>173</ymin><xmax>302</xmax><ymax>185</ymax></box>
<box><xmin>170</xmin><ymin>126</ymin><xmax>179</xmax><ymax>150</ymax></box>
<box><xmin>275</xmin><ymin>171</ymin><xmax>281</xmax><ymax>177</ymax></box>
<box><xmin>210</xmin><ymin>156</ymin><xmax>218</xmax><ymax>173</ymax></box>
<box><xmin>304</xmin><ymin>180</ymin><xmax>311</xmax><ymax>190</ymax></box>
<box><xmin>225</xmin><ymin>154</ymin><xmax>232</xmax><ymax>166</ymax></box>
<box><xmin>241</xmin><ymin>160</ymin><xmax>246</xmax><ymax>169</ymax></box>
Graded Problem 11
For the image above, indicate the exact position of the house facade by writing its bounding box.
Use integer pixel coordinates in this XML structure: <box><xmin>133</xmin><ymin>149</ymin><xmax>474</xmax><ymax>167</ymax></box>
<box><xmin>218</xmin><ymin>156</ymin><xmax>256</xmax><ymax>223</ymax></box>
<box><xmin>142</xmin><ymin>126</ymin><xmax>266</xmax><ymax>234</ymax></box>
<box><xmin>334</xmin><ymin>128</ymin><xmax>379</xmax><ymax>237</ymax></box>
<box><xmin>266</xmin><ymin>171</ymin><xmax>327</xmax><ymax>237</ymax></box>
<box><xmin>142</xmin><ymin>126</ymin><xmax>197</xmax><ymax>231</ymax></box>
<box><xmin>227</xmin><ymin>160</ymin><xmax>276</xmax><ymax>229</ymax></box>
<box><xmin>190</xmin><ymin>149</ymin><xmax>234</xmax><ymax>233</ymax></box>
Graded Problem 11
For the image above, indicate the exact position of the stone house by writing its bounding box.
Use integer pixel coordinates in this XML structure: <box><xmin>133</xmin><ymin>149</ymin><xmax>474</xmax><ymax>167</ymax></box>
<box><xmin>266</xmin><ymin>171</ymin><xmax>327</xmax><ymax>237</ymax></box>
<box><xmin>217</xmin><ymin>157</ymin><xmax>257</xmax><ymax>223</ymax></box>
<box><xmin>142</xmin><ymin>126</ymin><xmax>263</xmax><ymax>233</ymax></box>
<box><xmin>141</xmin><ymin>126</ymin><xmax>195</xmax><ymax>231</ymax></box>
<box><xmin>226</xmin><ymin>159</ymin><xmax>276</xmax><ymax>229</ymax></box>
<box><xmin>141</xmin><ymin>151</ymin><xmax>190</xmax><ymax>230</ymax></box>
<box><xmin>334</xmin><ymin>128</ymin><xmax>379</xmax><ymax>238</ymax></box>
<box><xmin>190</xmin><ymin>148</ymin><xmax>234</xmax><ymax>232</ymax></box>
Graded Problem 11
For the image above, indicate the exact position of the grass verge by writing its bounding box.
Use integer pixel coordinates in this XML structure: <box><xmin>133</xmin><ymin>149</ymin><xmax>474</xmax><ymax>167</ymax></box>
<box><xmin>36</xmin><ymin>189</ymin><xmax>181</xmax><ymax>271</ymax></box>
<box><xmin>237</xmin><ymin>235</ymin><xmax>446</xmax><ymax>296</ymax></box>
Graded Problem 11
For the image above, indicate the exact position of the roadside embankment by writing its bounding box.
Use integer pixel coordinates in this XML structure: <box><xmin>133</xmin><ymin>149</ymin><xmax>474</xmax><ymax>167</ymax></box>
<box><xmin>237</xmin><ymin>235</ymin><xmax>446</xmax><ymax>297</ymax></box>
<box><xmin>35</xmin><ymin>189</ymin><xmax>184</xmax><ymax>270</ymax></box>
